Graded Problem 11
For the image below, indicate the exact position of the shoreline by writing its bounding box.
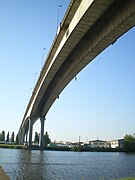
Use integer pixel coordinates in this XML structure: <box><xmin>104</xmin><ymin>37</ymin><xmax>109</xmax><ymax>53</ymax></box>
<box><xmin>0</xmin><ymin>166</ymin><xmax>9</xmax><ymax>180</ymax></box>
<box><xmin>0</xmin><ymin>144</ymin><xmax>135</xmax><ymax>153</ymax></box>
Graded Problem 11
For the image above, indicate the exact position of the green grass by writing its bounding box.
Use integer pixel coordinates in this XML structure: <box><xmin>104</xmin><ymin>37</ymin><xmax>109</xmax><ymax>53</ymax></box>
<box><xmin>0</xmin><ymin>144</ymin><xmax>24</xmax><ymax>149</ymax></box>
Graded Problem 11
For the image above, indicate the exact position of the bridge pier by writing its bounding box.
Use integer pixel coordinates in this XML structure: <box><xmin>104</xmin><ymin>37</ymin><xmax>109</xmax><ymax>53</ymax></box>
<box><xmin>28</xmin><ymin>118</ymin><xmax>33</xmax><ymax>147</ymax></box>
<box><xmin>39</xmin><ymin>117</ymin><xmax>45</xmax><ymax>148</ymax></box>
<box><xmin>20</xmin><ymin>128</ymin><xmax>25</xmax><ymax>145</ymax></box>
<box><xmin>25</xmin><ymin>131</ymin><xmax>28</xmax><ymax>144</ymax></box>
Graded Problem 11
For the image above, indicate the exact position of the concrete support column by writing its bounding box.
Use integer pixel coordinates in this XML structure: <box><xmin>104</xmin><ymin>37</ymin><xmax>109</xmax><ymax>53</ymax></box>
<box><xmin>25</xmin><ymin>131</ymin><xmax>28</xmax><ymax>145</ymax></box>
<box><xmin>28</xmin><ymin>118</ymin><xmax>33</xmax><ymax>147</ymax></box>
<box><xmin>39</xmin><ymin>117</ymin><xmax>45</xmax><ymax>148</ymax></box>
<box><xmin>18</xmin><ymin>132</ymin><xmax>22</xmax><ymax>145</ymax></box>
<box><xmin>20</xmin><ymin>128</ymin><xmax>25</xmax><ymax>145</ymax></box>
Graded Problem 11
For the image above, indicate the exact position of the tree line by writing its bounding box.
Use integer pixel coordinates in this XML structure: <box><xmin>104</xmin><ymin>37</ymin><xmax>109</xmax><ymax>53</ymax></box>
<box><xmin>0</xmin><ymin>130</ymin><xmax>51</xmax><ymax>147</ymax></box>
<box><xmin>34</xmin><ymin>131</ymin><xmax>51</xmax><ymax>147</ymax></box>
<box><xmin>0</xmin><ymin>131</ymin><xmax>19</xmax><ymax>144</ymax></box>
<box><xmin>124</xmin><ymin>134</ymin><xmax>135</xmax><ymax>152</ymax></box>
<box><xmin>0</xmin><ymin>130</ymin><xmax>134</xmax><ymax>151</ymax></box>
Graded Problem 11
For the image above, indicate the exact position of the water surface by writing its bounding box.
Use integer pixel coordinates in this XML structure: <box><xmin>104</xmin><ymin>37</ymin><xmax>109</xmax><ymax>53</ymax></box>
<box><xmin>0</xmin><ymin>149</ymin><xmax>135</xmax><ymax>179</ymax></box>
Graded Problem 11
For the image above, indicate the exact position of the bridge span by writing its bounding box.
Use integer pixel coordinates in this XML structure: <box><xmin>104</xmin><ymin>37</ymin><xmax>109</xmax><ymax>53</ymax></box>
<box><xmin>18</xmin><ymin>0</ymin><xmax>135</xmax><ymax>147</ymax></box>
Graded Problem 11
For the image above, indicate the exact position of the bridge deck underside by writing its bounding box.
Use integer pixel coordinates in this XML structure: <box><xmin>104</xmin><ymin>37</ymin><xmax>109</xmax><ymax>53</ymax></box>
<box><xmin>37</xmin><ymin>0</ymin><xmax>135</xmax><ymax>118</ymax></box>
<box><xmin>19</xmin><ymin>0</ymin><xmax>135</xmax><ymax>133</ymax></box>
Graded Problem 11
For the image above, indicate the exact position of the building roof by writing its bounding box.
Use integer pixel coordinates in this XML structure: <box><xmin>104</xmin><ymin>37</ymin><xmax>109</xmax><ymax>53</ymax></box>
<box><xmin>90</xmin><ymin>140</ymin><xmax>107</xmax><ymax>143</ymax></box>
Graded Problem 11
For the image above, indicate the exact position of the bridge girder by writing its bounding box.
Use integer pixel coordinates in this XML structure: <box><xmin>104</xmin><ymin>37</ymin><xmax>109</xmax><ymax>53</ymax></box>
<box><xmin>18</xmin><ymin>0</ymin><xmax>135</xmax><ymax>140</ymax></box>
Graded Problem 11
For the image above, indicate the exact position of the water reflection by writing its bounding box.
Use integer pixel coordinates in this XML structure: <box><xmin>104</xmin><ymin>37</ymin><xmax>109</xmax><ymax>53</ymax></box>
<box><xmin>15</xmin><ymin>150</ymin><xmax>47</xmax><ymax>179</ymax></box>
<box><xmin>0</xmin><ymin>149</ymin><xmax>135</xmax><ymax>179</ymax></box>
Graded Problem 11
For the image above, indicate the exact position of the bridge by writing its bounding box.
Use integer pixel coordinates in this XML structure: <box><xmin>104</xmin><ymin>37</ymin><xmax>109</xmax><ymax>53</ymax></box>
<box><xmin>18</xmin><ymin>0</ymin><xmax>135</xmax><ymax>147</ymax></box>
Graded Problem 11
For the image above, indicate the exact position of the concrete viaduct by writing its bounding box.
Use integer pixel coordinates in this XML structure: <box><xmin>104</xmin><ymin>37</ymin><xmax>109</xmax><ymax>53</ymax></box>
<box><xmin>18</xmin><ymin>0</ymin><xmax>135</xmax><ymax>147</ymax></box>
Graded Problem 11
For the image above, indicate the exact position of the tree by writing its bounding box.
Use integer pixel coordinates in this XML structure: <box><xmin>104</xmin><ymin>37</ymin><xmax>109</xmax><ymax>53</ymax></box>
<box><xmin>0</xmin><ymin>131</ymin><xmax>5</xmax><ymax>141</ymax></box>
<box><xmin>6</xmin><ymin>131</ymin><xmax>9</xmax><ymax>142</ymax></box>
<box><xmin>0</xmin><ymin>133</ymin><xmax>3</xmax><ymax>141</ymax></box>
<box><xmin>34</xmin><ymin>132</ymin><xmax>39</xmax><ymax>143</ymax></box>
<box><xmin>124</xmin><ymin>134</ymin><xmax>135</xmax><ymax>152</ymax></box>
<box><xmin>43</xmin><ymin>132</ymin><xmax>51</xmax><ymax>147</ymax></box>
<box><xmin>15</xmin><ymin>134</ymin><xmax>19</xmax><ymax>144</ymax></box>
<box><xmin>2</xmin><ymin>131</ymin><xmax>5</xmax><ymax>141</ymax></box>
<box><xmin>11</xmin><ymin>132</ymin><xmax>14</xmax><ymax>142</ymax></box>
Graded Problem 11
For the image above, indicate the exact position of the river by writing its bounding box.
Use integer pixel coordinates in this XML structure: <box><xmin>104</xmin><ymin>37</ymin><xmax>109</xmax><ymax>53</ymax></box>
<box><xmin>0</xmin><ymin>149</ymin><xmax>135</xmax><ymax>180</ymax></box>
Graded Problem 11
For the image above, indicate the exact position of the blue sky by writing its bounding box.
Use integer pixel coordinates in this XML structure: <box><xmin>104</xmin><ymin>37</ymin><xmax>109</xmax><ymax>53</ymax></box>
<box><xmin>0</xmin><ymin>1</ymin><xmax>135</xmax><ymax>142</ymax></box>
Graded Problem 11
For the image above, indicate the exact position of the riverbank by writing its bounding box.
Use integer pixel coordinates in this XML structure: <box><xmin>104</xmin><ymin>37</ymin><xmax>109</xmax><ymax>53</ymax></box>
<box><xmin>46</xmin><ymin>146</ymin><xmax>124</xmax><ymax>152</ymax></box>
<box><xmin>0</xmin><ymin>144</ymin><xmax>24</xmax><ymax>149</ymax></box>
<box><xmin>0</xmin><ymin>143</ymin><xmax>135</xmax><ymax>153</ymax></box>
<box><xmin>0</xmin><ymin>166</ymin><xmax>9</xmax><ymax>180</ymax></box>
<box><xmin>26</xmin><ymin>145</ymin><xmax>123</xmax><ymax>152</ymax></box>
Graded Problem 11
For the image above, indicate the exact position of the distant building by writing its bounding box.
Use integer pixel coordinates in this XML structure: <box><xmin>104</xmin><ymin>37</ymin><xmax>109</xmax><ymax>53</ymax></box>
<box><xmin>72</xmin><ymin>142</ymin><xmax>84</xmax><ymax>147</ymax></box>
<box><xmin>48</xmin><ymin>141</ymin><xmax>67</xmax><ymax>147</ymax></box>
<box><xmin>65</xmin><ymin>141</ymin><xmax>74</xmax><ymax>148</ymax></box>
<box><xmin>47</xmin><ymin>143</ymin><xmax>57</xmax><ymax>148</ymax></box>
<box><xmin>82</xmin><ymin>141</ymin><xmax>91</xmax><ymax>147</ymax></box>
<box><xmin>111</xmin><ymin>139</ymin><xmax>124</xmax><ymax>148</ymax></box>
<box><xmin>89</xmin><ymin>140</ymin><xmax>111</xmax><ymax>148</ymax></box>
